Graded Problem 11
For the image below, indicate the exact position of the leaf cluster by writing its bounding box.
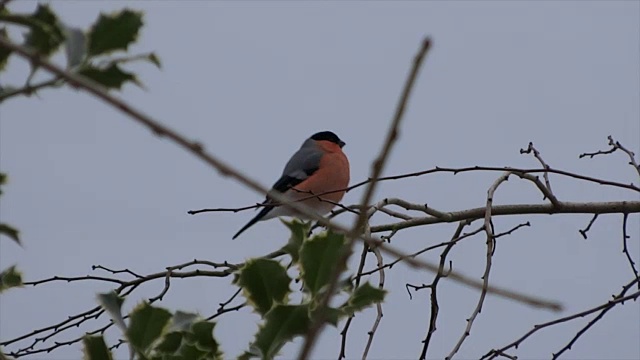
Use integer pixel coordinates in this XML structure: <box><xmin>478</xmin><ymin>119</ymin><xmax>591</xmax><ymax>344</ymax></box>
<box><xmin>0</xmin><ymin>4</ymin><xmax>160</xmax><ymax>100</ymax></box>
<box><xmin>87</xmin><ymin>292</ymin><xmax>223</xmax><ymax>360</ymax></box>
<box><xmin>88</xmin><ymin>221</ymin><xmax>385</xmax><ymax>360</ymax></box>
<box><xmin>235</xmin><ymin>221</ymin><xmax>386</xmax><ymax>359</ymax></box>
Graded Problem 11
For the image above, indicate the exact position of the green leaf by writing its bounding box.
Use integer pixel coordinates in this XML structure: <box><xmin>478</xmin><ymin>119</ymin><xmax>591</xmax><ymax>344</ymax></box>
<box><xmin>87</xmin><ymin>9</ymin><xmax>143</xmax><ymax>57</ymax></box>
<box><xmin>78</xmin><ymin>63</ymin><xmax>139</xmax><ymax>90</ymax></box>
<box><xmin>82</xmin><ymin>335</ymin><xmax>113</xmax><ymax>360</ymax></box>
<box><xmin>23</xmin><ymin>4</ymin><xmax>64</xmax><ymax>57</ymax></box>
<box><xmin>190</xmin><ymin>321</ymin><xmax>219</xmax><ymax>354</ymax></box>
<box><xmin>319</xmin><ymin>307</ymin><xmax>343</xmax><ymax>327</ymax></box>
<box><xmin>97</xmin><ymin>291</ymin><xmax>126</xmax><ymax>332</ymax></box>
<box><xmin>251</xmin><ymin>304</ymin><xmax>311</xmax><ymax>359</ymax></box>
<box><xmin>0</xmin><ymin>265</ymin><xmax>23</xmax><ymax>293</ymax></box>
<box><xmin>0</xmin><ymin>223</ymin><xmax>21</xmax><ymax>246</ymax></box>
<box><xmin>126</xmin><ymin>302</ymin><xmax>172</xmax><ymax>353</ymax></box>
<box><xmin>340</xmin><ymin>282</ymin><xmax>386</xmax><ymax>316</ymax></box>
<box><xmin>177</xmin><ymin>343</ymin><xmax>206</xmax><ymax>360</ymax></box>
<box><xmin>279</xmin><ymin>220</ymin><xmax>309</xmax><ymax>264</ymax></box>
<box><xmin>299</xmin><ymin>230</ymin><xmax>348</xmax><ymax>297</ymax></box>
<box><xmin>235</xmin><ymin>259</ymin><xmax>291</xmax><ymax>315</ymax></box>
<box><xmin>0</xmin><ymin>28</ymin><xmax>10</xmax><ymax>71</ymax></box>
<box><xmin>154</xmin><ymin>331</ymin><xmax>182</xmax><ymax>354</ymax></box>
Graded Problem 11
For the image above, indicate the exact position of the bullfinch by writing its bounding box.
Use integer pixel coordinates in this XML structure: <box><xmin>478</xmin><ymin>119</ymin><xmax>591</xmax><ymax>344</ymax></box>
<box><xmin>233</xmin><ymin>131</ymin><xmax>350</xmax><ymax>239</ymax></box>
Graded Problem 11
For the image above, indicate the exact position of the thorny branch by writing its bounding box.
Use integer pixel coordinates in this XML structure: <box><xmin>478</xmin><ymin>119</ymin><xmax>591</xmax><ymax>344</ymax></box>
<box><xmin>297</xmin><ymin>36</ymin><xmax>433</xmax><ymax>360</ymax></box>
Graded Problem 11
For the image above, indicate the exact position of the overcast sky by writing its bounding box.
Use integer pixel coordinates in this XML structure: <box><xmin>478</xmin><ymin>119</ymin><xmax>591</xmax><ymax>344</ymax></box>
<box><xmin>1</xmin><ymin>1</ymin><xmax>639</xmax><ymax>359</ymax></box>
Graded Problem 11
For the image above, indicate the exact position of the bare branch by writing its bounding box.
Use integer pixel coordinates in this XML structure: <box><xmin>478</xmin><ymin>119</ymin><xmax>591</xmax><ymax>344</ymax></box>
<box><xmin>419</xmin><ymin>220</ymin><xmax>472</xmax><ymax>359</ymax></box>
<box><xmin>580</xmin><ymin>135</ymin><xmax>640</xmax><ymax>177</ymax></box>
<box><xmin>0</xmin><ymin>76</ymin><xmax>64</xmax><ymax>103</ymax></box>
<box><xmin>358</xmin><ymin>225</ymin><xmax>484</xmax><ymax>280</ymax></box>
<box><xmin>372</xmin><ymin>200</ymin><xmax>640</xmax><ymax>233</ymax></box>
<box><xmin>578</xmin><ymin>214</ymin><xmax>599</xmax><ymax>239</ymax></box>
<box><xmin>338</xmin><ymin>243</ymin><xmax>371</xmax><ymax>359</ymax></box>
<box><xmin>520</xmin><ymin>142</ymin><xmax>556</xmax><ymax>200</ymax></box>
<box><xmin>621</xmin><ymin>213</ymin><xmax>640</xmax><ymax>289</ymax></box>
<box><xmin>482</xmin><ymin>278</ymin><xmax>640</xmax><ymax>360</ymax></box>
<box><xmin>362</xmin><ymin>246</ymin><xmax>385</xmax><ymax>360</ymax></box>
<box><xmin>447</xmin><ymin>172</ymin><xmax>510</xmax><ymax>359</ymax></box>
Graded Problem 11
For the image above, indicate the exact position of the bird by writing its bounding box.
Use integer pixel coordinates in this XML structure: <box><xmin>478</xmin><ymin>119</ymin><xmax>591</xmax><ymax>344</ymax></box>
<box><xmin>233</xmin><ymin>131</ymin><xmax>350</xmax><ymax>239</ymax></box>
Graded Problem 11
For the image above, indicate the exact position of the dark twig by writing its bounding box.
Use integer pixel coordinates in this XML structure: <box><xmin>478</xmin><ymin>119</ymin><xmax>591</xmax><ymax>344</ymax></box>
<box><xmin>358</xmin><ymin>225</ymin><xmax>484</xmax><ymax>280</ymax></box>
<box><xmin>0</xmin><ymin>76</ymin><xmax>64</xmax><ymax>103</ymax></box>
<box><xmin>513</xmin><ymin>171</ymin><xmax>560</xmax><ymax>207</ymax></box>
<box><xmin>419</xmin><ymin>220</ymin><xmax>472</xmax><ymax>360</ymax></box>
<box><xmin>338</xmin><ymin>243</ymin><xmax>370</xmax><ymax>359</ymax></box>
<box><xmin>92</xmin><ymin>265</ymin><xmax>144</xmax><ymax>279</ymax></box>
<box><xmin>362</xmin><ymin>246</ymin><xmax>385</xmax><ymax>359</ymax></box>
<box><xmin>494</xmin><ymin>221</ymin><xmax>531</xmax><ymax>238</ymax></box>
<box><xmin>621</xmin><ymin>213</ymin><xmax>640</xmax><ymax>289</ymax></box>
<box><xmin>580</xmin><ymin>135</ymin><xmax>640</xmax><ymax>177</ymax></box>
<box><xmin>206</xmin><ymin>288</ymin><xmax>246</xmax><ymax>321</ymax></box>
<box><xmin>551</xmin><ymin>285</ymin><xmax>640</xmax><ymax>359</ymax></box>
<box><xmin>521</xmin><ymin>142</ymin><xmax>555</xmax><ymax>199</ymax></box>
<box><xmin>578</xmin><ymin>214</ymin><xmax>599</xmax><ymax>239</ymax></box>
<box><xmin>482</xmin><ymin>278</ymin><xmax>640</xmax><ymax>360</ymax></box>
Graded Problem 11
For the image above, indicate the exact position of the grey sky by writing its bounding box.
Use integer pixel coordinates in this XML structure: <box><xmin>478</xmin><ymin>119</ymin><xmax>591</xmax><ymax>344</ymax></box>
<box><xmin>1</xmin><ymin>1</ymin><xmax>639</xmax><ymax>359</ymax></box>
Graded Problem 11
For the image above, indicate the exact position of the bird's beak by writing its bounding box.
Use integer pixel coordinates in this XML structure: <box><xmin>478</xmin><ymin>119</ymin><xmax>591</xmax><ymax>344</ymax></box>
<box><xmin>339</xmin><ymin>140</ymin><xmax>346</xmax><ymax>148</ymax></box>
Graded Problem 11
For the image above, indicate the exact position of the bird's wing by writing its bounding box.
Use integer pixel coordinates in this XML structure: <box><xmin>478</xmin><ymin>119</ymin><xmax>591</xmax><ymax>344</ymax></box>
<box><xmin>232</xmin><ymin>142</ymin><xmax>323</xmax><ymax>239</ymax></box>
<box><xmin>270</xmin><ymin>144</ymin><xmax>323</xmax><ymax>194</ymax></box>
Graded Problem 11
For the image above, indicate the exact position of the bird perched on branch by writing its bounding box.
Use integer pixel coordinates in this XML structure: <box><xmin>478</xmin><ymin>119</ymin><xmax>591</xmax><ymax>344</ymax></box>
<box><xmin>233</xmin><ymin>131</ymin><xmax>350</xmax><ymax>239</ymax></box>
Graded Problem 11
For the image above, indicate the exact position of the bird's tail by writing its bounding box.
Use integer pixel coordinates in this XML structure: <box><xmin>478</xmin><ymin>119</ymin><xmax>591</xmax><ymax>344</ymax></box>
<box><xmin>232</xmin><ymin>205</ymin><xmax>273</xmax><ymax>239</ymax></box>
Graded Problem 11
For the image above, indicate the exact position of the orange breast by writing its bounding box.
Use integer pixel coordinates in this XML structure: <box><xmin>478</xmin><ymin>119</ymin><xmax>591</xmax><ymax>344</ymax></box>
<box><xmin>289</xmin><ymin>148</ymin><xmax>350</xmax><ymax>214</ymax></box>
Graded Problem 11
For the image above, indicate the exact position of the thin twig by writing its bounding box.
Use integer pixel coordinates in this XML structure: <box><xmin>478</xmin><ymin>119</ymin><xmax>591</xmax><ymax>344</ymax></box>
<box><xmin>0</xmin><ymin>76</ymin><xmax>63</xmax><ymax>103</ymax></box>
<box><xmin>362</xmin><ymin>246</ymin><xmax>384</xmax><ymax>360</ymax></box>
<box><xmin>481</xmin><ymin>278</ymin><xmax>640</xmax><ymax>360</ymax></box>
<box><xmin>520</xmin><ymin>142</ymin><xmax>555</xmax><ymax>200</ymax></box>
<box><xmin>580</xmin><ymin>135</ymin><xmax>640</xmax><ymax>177</ymax></box>
<box><xmin>578</xmin><ymin>214</ymin><xmax>599</xmax><ymax>239</ymax></box>
<box><xmin>92</xmin><ymin>265</ymin><xmax>144</xmax><ymax>279</ymax></box>
<box><xmin>358</xmin><ymin>225</ymin><xmax>484</xmax><ymax>280</ymax></box>
<box><xmin>297</xmin><ymin>37</ymin><xmax>433</xmax><ymax>360</ymax></box>
<box><xmin>447</xmin><ymin>172</ymin><xmax>510</xmax><ymax>359</ymax></box>
<box><xmin>419</xmin><ymin>220</ymin><xmax>472</xmax><ymax>360</ymax></box>
<box><xmin>338</xmin><ymin>243</ymin><xmax>370</xmax><ymax>359</ymax></box>
<box><xmin>621</xmin><ymin>213</ymin><xmax>640</xmax><ymax>289</ymax></box>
